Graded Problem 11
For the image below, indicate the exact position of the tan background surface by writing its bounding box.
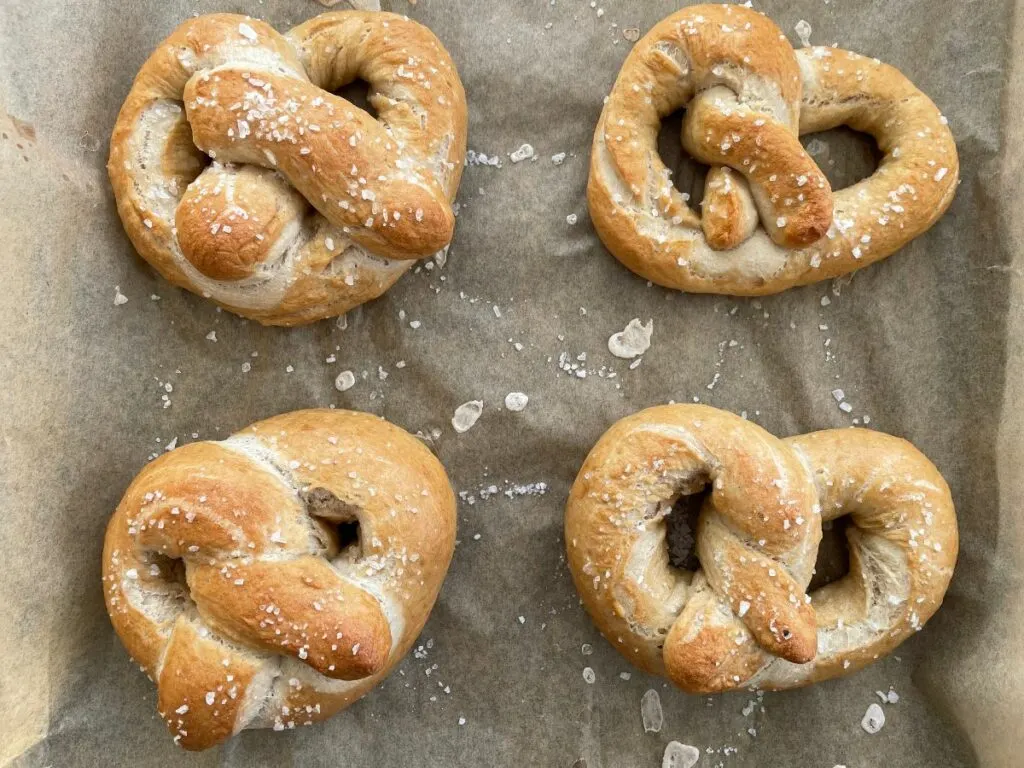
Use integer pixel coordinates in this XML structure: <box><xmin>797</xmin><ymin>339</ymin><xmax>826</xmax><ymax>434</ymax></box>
<box><xmin>1</xmin><ymin>0</ymin><xmax>1021</xmax><ymax>765</ymax></box>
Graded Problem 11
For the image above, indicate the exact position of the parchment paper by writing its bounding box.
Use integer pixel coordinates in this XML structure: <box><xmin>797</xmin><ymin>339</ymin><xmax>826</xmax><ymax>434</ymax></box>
<box><xmin>2</xmin><ymin>0</ymin><xmax>1022</xmax><ymax>765</ymax></box>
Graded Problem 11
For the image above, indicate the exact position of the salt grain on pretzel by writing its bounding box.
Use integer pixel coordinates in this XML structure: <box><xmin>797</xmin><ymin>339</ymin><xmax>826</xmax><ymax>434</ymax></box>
<box><xmin>102</xmin><ymin>409</ymin><xmax>456</xmax><ymax>749</ymax></box>
<box><xmin>565</xmin><ymin>405</ymin><xmax>958</xmax><ymax>692</ymax></box>
<box><xmin>587</xmin><ymin>4</ymin><xmax>959</xmax><ymax>295</ymax></box>
<box><xmin>109</xmin><ymin>12</ymin><xmax>467</xmax><ymax>325</ymax></box>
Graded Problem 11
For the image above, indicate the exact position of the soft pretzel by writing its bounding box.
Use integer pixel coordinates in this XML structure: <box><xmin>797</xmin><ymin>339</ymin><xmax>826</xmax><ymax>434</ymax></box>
<box><xmin>587</xmin><ymin>4</ymin><xmax>959</xmax><ymax>295</ymax></box>
<box><xmin>565</xmin><ymin>405</ymin><xmax>958</xmax><ymax>692</ymax></box>
<box><xmin>108</xmin><ymin>12</ymin><xmax>467</xmax><ymax>325</ymax></box>
<box><xmin>102</xmin><ymin>409</ymin><xmax>456</xmax><ymax>749</ymax></box>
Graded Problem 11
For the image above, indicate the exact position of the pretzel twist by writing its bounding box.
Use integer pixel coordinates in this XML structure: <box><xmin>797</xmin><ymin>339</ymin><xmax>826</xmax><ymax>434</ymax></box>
<box><xmin>587</xmin><ymin>4</ymin><xmax>958</xmax><ymax>295</ymax></box>
<box><xmin>108</xmin><ymin>12</ymin><xmax>467</xmax><ymax>325</ymax></box>
<box><xmin>565</xmin><ymin>405</ymin><xmax>958</xmax><ymax>692</ymax></box>
<box><xmin>102</xmin><ymin>410</ymin><xmax>456</xmax><ymax>749</ymax></box>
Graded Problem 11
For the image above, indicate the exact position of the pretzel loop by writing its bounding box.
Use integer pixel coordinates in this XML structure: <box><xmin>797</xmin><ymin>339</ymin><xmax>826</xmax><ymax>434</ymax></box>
<box><xmin>587</xmin><ymin>4</ymin><xmax>958</xmax><ymax>295</ymax></box>
<box><xmin>108</xmin><ymin>12</ymin><xmax>467</xmax><ymax>325</ymax></box>
<box><xmin>565</xmin><ymin>405</ymin><xmax>958</xmax><ymax>693</ymax></box>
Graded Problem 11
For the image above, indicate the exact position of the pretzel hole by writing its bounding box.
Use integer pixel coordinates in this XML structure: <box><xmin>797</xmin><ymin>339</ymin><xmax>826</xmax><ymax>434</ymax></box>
<box><xmin>664</xmin><ymin>483</ymin><xmax>711</xmax><ymax>572</ymax></box>
<box><xmin>658</xmin><ymin>109</ymin><xmax>708</xmax><ymax>203</ymax></box>
<box><xmin>145</xmin><ymin>552</ymin><xmax>188</xmax><ymax>587</ymax></box>
<box><xmin>304</xmin><ymin>487</ymin><xmax>362</xmax><ymax>559</ymax></box>
<box><xmin>161</xmin><ymin>105</ymin><xmax>210</xmax><ymax>182</ymax></box>
<box><xmin>800</xmin><ymin>128</ymin><xmax>880</xmax><ymax>192</ymax></box>
<box><xmin>335</xmin><ymin>78</ymin><xmax>378</xmax><ymax>121</ymax></box>
<box><xmin>809</xmin><ymin>516</ymin><xmax>852</xmax><ymax>591</ymax></box>
<box><xmin>134</xmin><ymin>551</ymin><xmax>196</xmax><ymax>620</ymax></box>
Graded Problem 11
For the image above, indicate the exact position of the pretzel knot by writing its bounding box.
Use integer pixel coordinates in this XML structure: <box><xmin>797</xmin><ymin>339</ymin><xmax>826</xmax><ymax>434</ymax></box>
<box><xmin>588</xmin><ymin>4</ymin><xmax>959</xmax><ymax>295</ymax></box>
<box><xmin>102</xmin><ymin>410</ymin><xmax>456</xmax><ymax>749</ymax></box>
<box><xmin>565</xmin><ymin>405</ymin><xmax>958</xmax><ymax>692</ymax></box>
<box><xmin>108</xmin><ymin>12</ymin><xmax>467</xmax><ymax>325</ymax></box>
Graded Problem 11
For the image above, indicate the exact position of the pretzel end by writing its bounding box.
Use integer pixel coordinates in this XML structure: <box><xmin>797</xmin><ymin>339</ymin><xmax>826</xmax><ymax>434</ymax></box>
<box><xmin>700</xmin><ymin>166</ymin><xmax>758</xmax><ymax>250</ymax></box>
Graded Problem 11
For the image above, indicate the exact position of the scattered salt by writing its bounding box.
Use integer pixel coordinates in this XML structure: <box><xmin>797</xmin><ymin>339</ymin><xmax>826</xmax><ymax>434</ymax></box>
<box><xmin>861</xmin><ymin>703</ymin><xmax>885</xmax><ymax>734</ymax></box>
<box><xmin>663</xmin><ymin>741</ymin><xmax>700</xmax><ymax>768</ymax></box>
<box><xmin>466</xmin><ymin>149</ymin><xmax>502</xmax><ymax>167</ymax></box>
<box><xmin>452</xmin><ymin>400</ymin><xmax>484</xmax><ymax>433</ymax></box>
<box><xmin>795</xmin><ymin>19</ymin><xmax>812</xmax><ymax>47</ymax></box>
<box><xmin>641</xmin><ymin>689</ymin><xmax>664</xmax><ymax>733</ymax></box>
<box><xmin>509</xmin><ymin>143</ymin><xmax>535</xmax><ymax>163</ymax></box>
<box><xmin>505</xmin><ymin>392</ymin><xmax>529</xmax><ymax>411</ymax></box>
<box><xmin>335</xmin><ymin>370</ymin><xmax>356</xmax><ymax>392</ymax></box>
<box><xmin>608</xmin><ymin>318</ymin><xmax>653</xmax><ymax>359</ymax></box>
<box><xmin>876</xmin><ymin>687</ymin><xmax>900</xmax><ymax>704</ymax></box>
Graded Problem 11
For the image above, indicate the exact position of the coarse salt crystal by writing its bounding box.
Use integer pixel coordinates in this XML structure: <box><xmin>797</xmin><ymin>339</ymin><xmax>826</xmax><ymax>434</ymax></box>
<box><xmin>509</xmin><ymin>143</ymin><xmax>535</xmax><ymax>163</ymax></box>
<box><xmin>504</xmin><ymin>392</ymin><xmax>529</xmax><ymax>411</ymax></box>
<box><xmin>334</xmin><ymin>370</ymin><xmax>356</xmax><ymax>392</ymax></box>
<box><xmin>794</xmin><ymin>19</ymin><xmax>812</xmax><ymax>47</ymax></box>
<box><xmin>641</xmin><ymin>689</ymin><xmax>663</xmax><ymax>733</ymax></box>
<box><xmin>662</xmin><ymin>741</ymin><xmax>700</xmax><ymax>768</ymax></box>
<box><xmin>861</xmin><ymin>703</ymin><xmax>885</xmax><ymax>734</ymax></box>
<box><xmin>452</xmin><ymin>400</ymin><xmax>484</xmax><ymax>433</ymax></box>
<box><xmin>609</xmin><ymin>318</ymin><xmax>653</xmax><ymax>359</ymax></box>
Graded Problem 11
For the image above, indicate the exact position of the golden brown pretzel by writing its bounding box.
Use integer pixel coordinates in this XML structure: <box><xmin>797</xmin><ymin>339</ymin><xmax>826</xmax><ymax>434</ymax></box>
<box><xmin>102</xmin><ymin>410</ymin><xmax>456</xmax><ymax>749</ymax></box>
<box><xmin>565</xmin><ymin>405</ymin><xmax>958</xmax><ymax>692</ymax></box>
<box><xmin>108</xmin><ymin>12</ymin><xmax>467</xmax><ymax>325</ymax></box>
<box><xmin>587</xmin><ymin>4</ymin><xmax>959</xmax><ymax>295</ymax></box>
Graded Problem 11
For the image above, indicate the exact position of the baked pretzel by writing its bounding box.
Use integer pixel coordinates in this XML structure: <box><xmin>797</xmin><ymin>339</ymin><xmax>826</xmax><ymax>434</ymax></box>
<box><xmin>565</xmin><ymin>405</ymin><xmax>958</xmax><ymax>692</ymax></box>
<box><xmin>108</xmin><ymin>12</ymin><xmax>467</xmax><ymax>325</ymax></box>
<box><xmin>587</xmin><ymin>4</ymin><xmax>959</xmax><ymax>295</ymax></box>
<box><xmin>102</xmin><ymin>410</ymin><xmax>456</xmax><ymax>749</ymax></box>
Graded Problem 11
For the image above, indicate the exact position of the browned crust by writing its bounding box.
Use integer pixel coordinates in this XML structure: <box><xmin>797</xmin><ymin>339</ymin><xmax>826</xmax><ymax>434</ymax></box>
<box><xmin>102</xmin><ymin>409</ymin><xmax>456</xmax><ymax>749</ymax></box>
<box><xmin>565</xmin><ymin>405</ymin><xmax>821</xmax><ymax>691</ymax></box>
<box><xmin>586</xmin><ymin>4</ymin><xmax>959</xmax><ymax>295</ymax></box>
<box><xmin>107</xmin><ymin>12</ymin><xmax>467</xmax><ymax>325</ymax></box>
<box><xmin>565</xmin><ymin>405</ymin><xmax>958</xmax><ymax>693</ymax></box>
